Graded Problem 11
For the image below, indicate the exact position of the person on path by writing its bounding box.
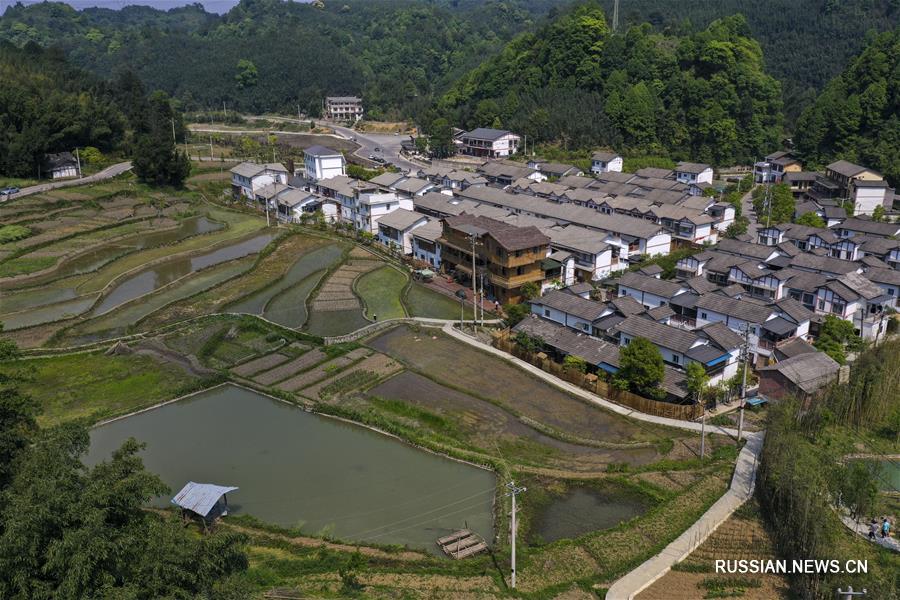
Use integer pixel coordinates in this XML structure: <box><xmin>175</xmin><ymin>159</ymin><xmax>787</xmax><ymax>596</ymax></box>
<box><xmin>882</xmin><ymin>518</ymin><xmax>891</xmax><ymax>539</ymax></box>
<box><xmin>868</xmin><ymin>519</ymin><xmax>878</xmax><ymax>540</ymax></box>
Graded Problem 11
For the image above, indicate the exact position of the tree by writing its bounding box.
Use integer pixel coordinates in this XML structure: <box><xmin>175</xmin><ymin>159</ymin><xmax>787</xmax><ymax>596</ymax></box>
<box><xmin>795</xmin><ymin>211</ymin><xmax>826</xmax><ymax>228</ymax></box>
<box><xmin>132</xmin><ymin>92</ymin><xmax>191</xmax><ymax>186</ymax></box>
<box><xmin>504</xmin><ymin>303</ymin><xmax>529</xmax><ymax>326</ymax></box>
<box><xmin>563</xmin><ymin>354</ymin><xmax>587</xmax><ymax>374</ymax></box>
<box><xmin>234</xmin><ymin>58</ymin><xmax>258</xmax><ymax>89</ymax></box>
<box><xmin>685</xmin><ymin>361</ymin><xmax>709</xmax><ymax>405</ymax></box>
<box><xmin>814</xmin><ymin>314</ymin><xmax>864</xmax><ymax>364</ymax></box>
<box><xmin>519</xmin><ymin>281</ymin><xmax>540</xmax><ymax>301</ymax></box>
<box><xmin>514</xmin><ymin>331</ymin><xmax>543</xmax><ymax>353</ymax></box>
<box><xmin>872</xmin><ymin>204</ymin><xmax>886</xmax><ymax>222</ymax></box>
<box><xmin>427</xmin><ymin>118</ymin><xmax>454</xmax><ymax>158</ymax></box>
<box><xmin>614</xmin><ymin>337</ymin><xmax>665</xmax><ymax>400</ymax></box>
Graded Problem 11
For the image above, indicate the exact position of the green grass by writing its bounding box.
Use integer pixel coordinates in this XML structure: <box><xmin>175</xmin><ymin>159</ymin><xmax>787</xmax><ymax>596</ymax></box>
<box><xmin>0</xmin><ymin>255</ymin><xmax>56</xmax><ymax>277</ymax></box>
<box><xmin>355</xmin><ymin>265</ymin><xmax>407</xmax><ymax>320</ymax></box>
<box><xmin>0</xmin><ymin>225</ymin><xmax>31</xmax><ymax>244</ymax></box>
<box><xmin>403</xmin><ymin>283</ymin><xmax>474</xmax><ymax>319</ymax></box>
<box><xmin>1</xmin><ymin>351</ymin><xmax>203</xmax><ymax>426</ymax></box>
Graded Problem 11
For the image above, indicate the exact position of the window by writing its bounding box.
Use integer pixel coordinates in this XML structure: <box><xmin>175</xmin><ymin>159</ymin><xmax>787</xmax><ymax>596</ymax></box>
<box><xmin>700</xmin><ymin>312</ymin><xmax>708</xmax><ymax>319</ymax></box>
<box><xmin>544</xmin><ymin>309</ymin><xmax>550</xmax><ymax>317</ymax></box>
<box><xmin>832</xmin><ymin>302</ymin><xmax>845</xmax><ymax>315</ymax></box>
<box><xmin>818</xmin><ymin>299</ymin><xmax>826</xmax><ymax>310</ymax></box>
<box><xmin>581</xmin><ymin>323</ymin><xmax>589</xmax><ymax>331</ymax></box>
<box><xmin>623</xmin><ymin>337</ymin><xmax>630</xmax><ymax>345</ymax></box>
<box><xmin>672</xmin><ymin>355</ymin><xmax>679</xmax><ymax>364</ymax></box>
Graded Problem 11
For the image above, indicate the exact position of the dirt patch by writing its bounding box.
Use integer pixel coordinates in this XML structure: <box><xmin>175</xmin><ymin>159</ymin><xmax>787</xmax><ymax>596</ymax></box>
<box><xmin>252</xmin><ymin>348</ymin><xmax>326</xmax><ymax>386</ymax></box>
<box><xmin>232</xmin><ymin>352</ymin><xmax>290</xmax><ymax>377</ymax></box>
<box><xmin>275</xmin><ymin>349</ymin><xmax>371</xmax><ymax>392</ymax></box>
<box><xmin>367</xmin><ymin>327</ymin><xmax>659</xmax><ymax>444</ymax></box>
<box><xmin>311</xmin><ymin>260</ymin><xmax>381</xmax><ymax>312</ymax></box>
<box><xmin>366</xmin><ymin>371</ymin><xmax>660</xmax><ymax>469</ymax></box>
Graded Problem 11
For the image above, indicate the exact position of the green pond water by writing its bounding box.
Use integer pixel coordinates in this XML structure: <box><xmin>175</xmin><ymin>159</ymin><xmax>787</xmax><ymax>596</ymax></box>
<box><xmin>84</xmin><ymin>384</ymin><xmax>495</xmax><ymax>553</ymax></box>
<box><xmin>532</xmin><ymin>487</ymin><xmax>650</xmax><ymax>543</ymax></box>
<box><xmin>263</xmin><ymin>271</ymin><xmax>325</xmax><ymax>328</ymax></box>
<box><xmin>874</xmin><ymin>460</ymin><xmax>900</xmax><ymax>492</ymax></box>
<box><xmin>92</xmin><ymin>232</ymin><xmax>275</xmax><ymax>316</ymax></box>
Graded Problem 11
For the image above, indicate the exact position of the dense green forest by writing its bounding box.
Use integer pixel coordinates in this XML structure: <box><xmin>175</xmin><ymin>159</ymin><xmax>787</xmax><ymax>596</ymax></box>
<box><xmin>438</xmin><ymin>5</ymin><xmax>783</xmax><ymax>165</ymax></box>
<box><xmin>0</xmin><ymin>41</ymin><xmax>188</xmax><ymax>179</ymax></box>
<box><xmin>595</xmin><ymin>0</ymin><xmax>900</xmax><ymax>126</ymax></box>
<box><xmin>0</xmin><ymin>0</ymin><xmax>556</xmax><ymax>119</ymax></box>
<box><xmin>795</xmin><ymin>28</ymin><xmax>900</xmax><ymax>186</ymax></box>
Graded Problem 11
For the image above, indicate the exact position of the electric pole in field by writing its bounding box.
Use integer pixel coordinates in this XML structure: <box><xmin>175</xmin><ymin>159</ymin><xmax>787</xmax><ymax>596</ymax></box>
<box><xmin>612</xmin><ymin>0</ymin><xmax>620</xmax><ymax>31</ymax></box>
<box><xmin>737</xmin><ymin>322</ymin><xmax>751</xmax><ymax>444</ymax></box>
<box><xmin>74</xmin><ymin>147</ymin><xmax>82</xmax><ymax>178</ymax></box>
<box><xmin>506</xmin><ymin>481</ymin><xmax>526</xmax><ymax>589</ymax></box>
<box><xmin>700</xmin><ymin>406</ymin><xmax>706</xmax><ymax>459</ymax></box>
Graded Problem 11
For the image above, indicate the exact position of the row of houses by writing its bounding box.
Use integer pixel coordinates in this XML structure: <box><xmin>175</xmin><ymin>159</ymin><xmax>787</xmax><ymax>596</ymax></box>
<box><xmin>754</xmin><ymin>151</ymin><xmax>896</xmax><ymax>217</ymax></box>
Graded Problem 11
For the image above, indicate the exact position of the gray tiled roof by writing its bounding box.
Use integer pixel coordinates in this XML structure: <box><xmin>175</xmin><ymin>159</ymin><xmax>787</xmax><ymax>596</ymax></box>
<box><xmin>462</xmin><ymin>128</ymin><xmax>514</xmax><ymax>141</ymax></box>
<box><xmin>614</xmin><ymin>316</ymin><xmax>701</xmax><ymax>353</ymax></box>
<box><xmin>304</xmin><ymin>145</ymin><xmax>341</xmax><ymax>157</ymax></box>
<box><xmin>695</xmin><ymin>294</ymin><xmax>774</xmax><ymax>324</ymax></box>
<box><xmin>610</xmin><ymin>295</ymin><xmax>647</xmax><ymax>316</ymax></box>
<box><xmin>699</xmin><ymin>321</ymin><xmax>743</xmax><ymax>350</ymax></box>
<box><xmin>758</xmin><ymin>351</ymin><xmax>839</xmax><ymax>394</ymax></box>
<box><xmin>443</xmin><ymin>213</ymin><xmax>549</xmax><ymax>251</ymax></box>
<box><xmin>617</xmin><ymin>271</ymin><xmax>686</xmax><ymax>298</ymax></box>
<box><xmin>377</xmin><ymin>208</ymin><xmax>427</xmax><ymax>231</ymax></box>
<box><xmin>533</xmin><ymin>289</ymin><xmax>608</xmax><ymax>321</ymax></box>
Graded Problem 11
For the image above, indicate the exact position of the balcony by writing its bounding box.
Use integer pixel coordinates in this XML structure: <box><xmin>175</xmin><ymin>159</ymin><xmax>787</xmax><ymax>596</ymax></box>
<box><xmin>489</xmin><ymin>271</ymin><xmax>543</xmax><ymax>288</ymax></box>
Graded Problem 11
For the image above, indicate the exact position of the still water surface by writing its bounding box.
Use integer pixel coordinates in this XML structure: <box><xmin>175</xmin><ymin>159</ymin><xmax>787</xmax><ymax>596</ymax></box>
<box><xmin>85</xmin><ymin>384</ymin><xmax>495</xmax><ymax>553</ymax></box>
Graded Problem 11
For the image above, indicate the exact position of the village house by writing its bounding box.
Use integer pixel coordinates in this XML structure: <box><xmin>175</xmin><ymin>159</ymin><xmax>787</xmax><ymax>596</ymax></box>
<box><xmin>753</xmin><ymin>150</ymin><xmax>802</xmax><ymax>183</ymax></box>
<box><xmin>410</xmin><ymin>219</ymin><xmax>443</xmax><ymax>267</ymax></box>
<box><xmin>673</xmin><ymin>162</ymin><xmax>714</xmax><ymax>187</ymax></box>
<box><xmin>477</xmin><ymin>161</ymin><xmax>544</xmax><ymax>186</ymax></box>
<box><xmin>230</xmin><ymin>162</ymin><xmax>289</xmax><ymax>199</ymax></box>
<box><xmin>303</xmin><ymin>145</ymin><xmax>346</xmax><ymax>182</ymax></box>
<box><xmin>355</xmin><ymin>192</ymin><xmax>413</xmax><ymax>234</ymax></box>
<box><xmin>376</xmin><ymin>209</ymin><xmax>430</xmax><ymax>254</ymax></box>
<box><xmin>616</xmin><ymin>271</ymin><xmax>689</xmax><ymax>309</ymax></box>
<box><xmin>44</xmin><ymin>152</ymin><xmax>79</xmax><ymax>179</ymax></box>
<box><xmin>527</xmin><ymin>160</ymin><xmax>583</xmax><ymax>179</ymax></box>
<box><xmin>439</xmin><ymin>213</ymin><xmax>549</xmax><ymax>304</ymax></box>
<box><xmin>324</xmin><ymin>96</ymin><xmax>363</xmax><ymax>122</ymax></box>
<box><xmin>590</xmin><ymin>151</ymin><xmax>623</xmax><ymax>174</ymax></box>
<box><xmin>758</xmin><ymin>351</ymin><xmax>840</xmax><ymax>404</ymax></box>
<box><xmin>275</xmin><ymin>188</ymin><xmax>323</xmax><ymax>223</ymax></box>
<box><xmin>456</xmin><ymin>128</ymin><xmax>521</xmax><ymax>159</ymax></box>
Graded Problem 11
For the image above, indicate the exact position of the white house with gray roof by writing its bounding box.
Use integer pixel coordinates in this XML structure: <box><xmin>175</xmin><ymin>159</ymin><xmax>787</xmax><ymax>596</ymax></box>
<box><xmin>376</xmin><ymin>209</ymin><xmax>429</xmax><ymax>254</ymax></box>
<box><xmin>591</xmin><ymin>151</ymin><xmax>623</xmax><ymax>174</ymax></box>
<box><xmin>303</xmin><ymin>145</ymin><xmax>346</xmax><ymax>182</ymax></box>
<box><xmin>674</xmin><ymin>162</ymin><xmax>713</xmax><ymax>187</ymax></box>
<box><xmin>616</xmin><ymin>271</ymin><xmax>689</xmax><ymax>309</ymax></box>
<box><xmin>457</xmin><ymin>128</ymin><xmax>521</xmax><ymax>158</ymax></box>
<box><xmin>230</xmin><ymin>162</ymin><xmax>289</xmax><ymax>199</ymax></box>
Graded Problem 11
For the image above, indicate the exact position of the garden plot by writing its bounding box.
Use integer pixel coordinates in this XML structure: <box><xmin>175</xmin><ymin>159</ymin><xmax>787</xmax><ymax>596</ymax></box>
<box><xmin>275</xmin><ymin>347</ymin><xmax>372</xmax><ymax>392</ymax></box>
<box><xmin>232</xmin><ymin>353</ymin><xmax>292</xmax><ymax>377</ymax></box>
<box><xmin>298</xmin><ymin>352</ymin><xmax>402</xmax><ymax>399</ymax></box>
<box><xmin>252</xmin><ymin>349</ymin><xmax>327</xmax><ymax>386</ymax></box>
<box><xmin>310</xmin><ymin>260</ymin><xmax>381</xmax><ymax>313</ymax></box>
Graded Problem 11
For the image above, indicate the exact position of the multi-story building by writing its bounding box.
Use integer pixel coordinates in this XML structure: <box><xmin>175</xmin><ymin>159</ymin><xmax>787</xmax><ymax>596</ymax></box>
<box><xmin>324</xmin><ymin>96</ymin><xmax>363</xmax><ymax>122</ymax></box>
<box><xmin>229</xmin><ymin>162</ymin><xmax>289</xmax><ymax>199</ymax></box>
<box><xmin>439</xmin><ymin>213</ymin><xmax>549</xmax><ymax>304</ymax></box>
<box><xmin>753</xmin><ymin>151</ymin><xmax>802</xmax><ymax>183</ymax></box>
<box><xmin>456</xmin><ymin>128</ymin><xmax>521</xmax><ymax>158</ymax></box>
<box><xmin>590</xmin><ymin>151</ymin><xmax>623</xmax><ymax>174</ymax></box>
<box><xmin>304</xmin><ymin>145</ymin><xmax>346</xmax><ymax>182</ymax></box>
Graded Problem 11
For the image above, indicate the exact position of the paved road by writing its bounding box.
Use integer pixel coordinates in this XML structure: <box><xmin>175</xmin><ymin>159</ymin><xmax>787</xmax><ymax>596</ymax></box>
<box><xmin>5</xmin><ymin>161</ymin><xmax>133</xmax><ymax>200</ymax></box>
<box><xmin>741</xmin><ymin>187</ymin><xmax>760</xmax><ymax>240</ymax></box>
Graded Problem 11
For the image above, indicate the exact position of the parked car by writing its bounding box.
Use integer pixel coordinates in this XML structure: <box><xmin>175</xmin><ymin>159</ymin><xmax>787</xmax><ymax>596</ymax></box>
<box><xmin>1</xmin><ymin>187</ymin><xmax>20</xmax><ymax>196</ymax></box>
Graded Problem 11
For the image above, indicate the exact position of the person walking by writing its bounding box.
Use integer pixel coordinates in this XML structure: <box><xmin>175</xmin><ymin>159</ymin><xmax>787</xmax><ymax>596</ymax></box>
<box><xmin>882</xmin><ymin>517</ymin><xmax>891</xmax><ymax>539</ymax></box>
<box><xmin>868</xmin><ymin>519</ymin><xmax>878</xmax><ymax>540</ymax></box>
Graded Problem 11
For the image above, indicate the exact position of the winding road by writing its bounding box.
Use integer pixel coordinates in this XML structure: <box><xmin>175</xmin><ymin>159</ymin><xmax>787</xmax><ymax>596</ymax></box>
<box><xmin>5</xmin><ymin>161</ymin><xmax>133</xmax><ymax>200</ymax></box>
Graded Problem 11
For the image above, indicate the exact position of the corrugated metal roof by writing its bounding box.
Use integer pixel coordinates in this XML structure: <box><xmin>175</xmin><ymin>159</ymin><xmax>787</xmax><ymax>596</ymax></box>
<box><xmin>172</xmin><ymin>481</ymin><xmax>238</xmax><ymax>517</ymax></box>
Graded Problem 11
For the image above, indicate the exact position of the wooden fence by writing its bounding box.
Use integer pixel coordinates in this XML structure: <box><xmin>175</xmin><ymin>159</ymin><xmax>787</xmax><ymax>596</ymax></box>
<box><xmin>494</xmin><ymin>334</ymin><xmax>703</xmax><ymax>421</ymax></box>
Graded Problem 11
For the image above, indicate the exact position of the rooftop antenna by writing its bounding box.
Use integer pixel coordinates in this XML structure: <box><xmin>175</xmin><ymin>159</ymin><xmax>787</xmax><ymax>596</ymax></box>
<box><xmin>612</xmin><ymin>0</ymin><xmax>620</xmax><ymax>32</ymax></box>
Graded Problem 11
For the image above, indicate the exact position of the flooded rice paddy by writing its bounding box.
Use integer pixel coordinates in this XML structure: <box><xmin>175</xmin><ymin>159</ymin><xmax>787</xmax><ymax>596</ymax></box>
<box><xmin>85</xmin><ymin>384</ymin><xmax>495</xmax><ymax>553</ymax></box>
<box><xmin>92</xmin><ymin>232</ymin><xmax>274</xmax><ymax>316</ymax></box>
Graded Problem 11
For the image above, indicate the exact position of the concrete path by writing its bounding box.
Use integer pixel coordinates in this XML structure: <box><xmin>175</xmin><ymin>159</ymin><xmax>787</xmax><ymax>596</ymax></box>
<box><xmin>440</xmin><ymin>323</ymin><xmax>766</xmax><ymax>600</ymax></box>
<box><xmin>606</xmin><ymin>433</ymin><xmax>763</xmax><ymax>600</ymax></box>
<box><xmin>7</xmin><ymin>161</ymin><xmax>132</xmax><ymax>199</ymax></box>
<box><xmin>840</xmin><ymin>514</ymin><xmax>900</xmax><ymax>553</ymax></box>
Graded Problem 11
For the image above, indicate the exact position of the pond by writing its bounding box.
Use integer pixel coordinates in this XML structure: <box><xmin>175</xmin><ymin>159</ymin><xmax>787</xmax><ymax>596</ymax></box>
<box><xmin>84</xmin><ymin>384</ymin><xmax>495</xmax><ymax>553</ymax></box>
<box><xmin>92</xmin><ymin>232</ymin><xmax>275</xmax><ymax>316</ymax></box>
<box><xmin>531</xmin><ymin>486</ymin><xmax>651</xmax><ymax>544</ymax></box>
<box><xmin>873</xmin><ymin>460</ymin><xmax>900</xmax><ymax>492</ymax></box>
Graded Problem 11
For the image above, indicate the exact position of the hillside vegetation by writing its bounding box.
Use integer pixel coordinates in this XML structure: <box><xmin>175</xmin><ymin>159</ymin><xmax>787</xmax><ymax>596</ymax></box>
<box><xmin>438</xmin><ymin>5</ymin><xmax>782</xmax><ymax>165</ymax></box>
<box><xmin>795</xmin><ymin>28</ymin><xmax>900</xmax><ymax>186</ymax></box>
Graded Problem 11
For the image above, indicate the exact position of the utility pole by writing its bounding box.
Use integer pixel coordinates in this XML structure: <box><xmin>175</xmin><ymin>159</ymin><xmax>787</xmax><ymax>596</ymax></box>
<box><xmin>469</xmin><ymin>233</ymin><xmax>480</xmax><ymax>329</ymax></box>
<box><xmin>298</xmin><ymin>103</ymin><xmax>302</xmax><ymax>124</ymax></box>
<box><xmin>74</xmin><ymin>147</ymin><xmax>82</xmax><ymax>178</ymax></box>
<box><xmin>612</xmin><ymin>0</ymin><xmax>620</xmax><ymax>32</ymax></box>
<box><xmin>737</xmin><ymin>322</ymin><xmax>751</xmax><ymax>444</ymax></box>
<box><xmin>836</xmin><ymin>586</ymin><xmax>867</xmax><ymax>600</ymax></box>
<box><xmin>209</xmin><ymin>134</ymin><xmax>214</xmax><ymax>160</ymax></box>
<box><xmin>171</xmin><ymin>118</ymin><xmax>177</xmax><ymax>149</ymax></box>
<box><xmin>223</xmin><ymin>101</ymin><xmax>227</xmax><ymax>119</ymax></box>
<box><xmin>700</xmin><ymin>409</ymin><xmax>706</xmax><ymax>459</ymax></box>
<box><xmin>506</xmin><ymin>481</ymin><xmax>526</xmax><ymax>589</ymax></box>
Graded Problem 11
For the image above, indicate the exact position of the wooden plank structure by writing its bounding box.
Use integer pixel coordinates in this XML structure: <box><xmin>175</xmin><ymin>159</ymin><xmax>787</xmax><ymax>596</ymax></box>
<box><xmin>436</xmin><ymin>529</ymin><xmax>488</xmax><ymax>559</ymax></box>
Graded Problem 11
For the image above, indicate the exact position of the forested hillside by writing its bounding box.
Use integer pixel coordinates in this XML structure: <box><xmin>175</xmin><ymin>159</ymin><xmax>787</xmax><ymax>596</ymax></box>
<box><xmin>0</xmin><ymin>42</ymin><xmax>125</xmax><ymax>178</ymax></box>
<box><xmin>596</xmin><ymin>0</ymin><xmax>900</xmax><ymax>125</ymax></box>
<box><xmin>795</xmin><ymin>28</ymin><xmax>900</xmax><ymax>186</ymax></box>
<box><xmin>438</xmin><ymin>5</ymin><xmax>782</xmax><ymax>166</ymax></box>
<box><xmin>0</xmin><ymin>0</ymin><xmax>555</xmax><ymax>119</ymax></box>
